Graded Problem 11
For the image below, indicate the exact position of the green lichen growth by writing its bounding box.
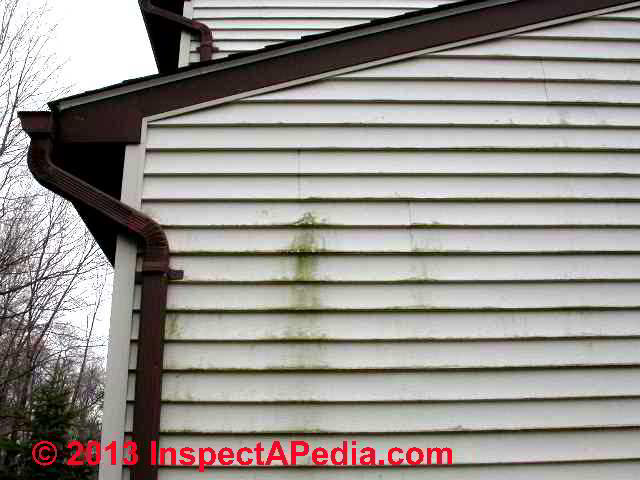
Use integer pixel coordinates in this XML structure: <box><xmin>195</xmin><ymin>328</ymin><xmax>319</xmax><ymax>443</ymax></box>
<box><xmin>294</xmin><ymin>212</ymin><xmax>319</xmax><ymax>226</ymax></box>
<box><xmin>265</xmin><ymin>326</ymin><xmax>329</xmax><ymax>376</ymax></box>
<box><xmin>293</xmin><ymin>211</ymin><xmax>330</xmax><ymax>227</ymax></box>
<box><xmin>289</xmin><ymin>225</ymin><xmax>320</xmax><ymax>282</ymax></box>
<box><xmin>290</xmin><ymin>229</ymin><xmax>317</xmax><ymax>253</ymax></box>
<box><xmin>280</xmin><ymin>317</ymin><xmax>328</xmax><ymax>341</ymax></box>
<box><xmin>295</xmin><ymin>255</ymin><xmax>317</xmax><ymax>282</ymax></box>
<box><xmin>164</xmin><ymin>313</ymin><xmax>181</xmax><ymax>339</ymax></box>
<box><xmin>289</xmin><ymin>284</ymin><xmax>322</xmax><ymax>310</ymax></box>
<box><xmin>288</xmin><ymin>221</ymin><xmax>323</xmax><ymax>307</ymax></box>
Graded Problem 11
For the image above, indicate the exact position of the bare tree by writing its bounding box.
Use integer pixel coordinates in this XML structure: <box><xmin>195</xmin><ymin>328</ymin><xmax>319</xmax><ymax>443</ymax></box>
<box><xmin>0</xmin><ymin>0</ymin><xmax>109</xmax><ymax>473</ymax></box>
<box><xmin>0</xmin><ymin>0</ymin><xmax>66</xmax><ymax>190</ymax></box>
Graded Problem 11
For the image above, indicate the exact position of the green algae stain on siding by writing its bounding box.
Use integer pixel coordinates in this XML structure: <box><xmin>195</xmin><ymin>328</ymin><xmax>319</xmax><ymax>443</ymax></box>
<box><xmin>294</xmin><ymin>212</ymin><xmax>319</xmax><ymax>226</ymax></box>
<box><xmin>280</xmin><ymin>317</ymin><xmax>329</xmax><ymax>341</ymax></box>
<box><xmin>289</xmin><ymin>219</ymin><xmax>323</xmax><ymax>307</ymax></box>
<box><xmin>294</xmin><ymin>255</ymin><xmax>317</xmax><ymax>282</ymax></box>
<box><xmin>290</xmin><ymin>221</ymin><xmax>319</xmax><ymax>281</ymax></box>
<box><xmin>290</xmin><ymin>282</ymin><xmax>322</xmax><ymax>310</ymax></box>
<box><xmin>290</xmin><ymin>228</ymin><xmax>318</xmax><ymax>253</ymax></box>
<box><xmin>164</xmin><ymin>313</ymin><xmax>181</xmax><ymax>340</ymax></box>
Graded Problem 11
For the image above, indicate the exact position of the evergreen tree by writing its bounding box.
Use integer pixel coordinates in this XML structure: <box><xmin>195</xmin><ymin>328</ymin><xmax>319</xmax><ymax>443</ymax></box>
<box><xmin>22</xmin><ymin>368</ymin><xmax>94</xmax><ymax>479</ymax></box>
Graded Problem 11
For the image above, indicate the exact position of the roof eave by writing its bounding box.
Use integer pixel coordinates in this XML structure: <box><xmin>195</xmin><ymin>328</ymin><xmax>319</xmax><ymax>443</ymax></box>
<box><xmin>51</xmin><ymin>0</ymin><xmax>640</xmax><ymax>145</ymax></box>
<box><xmin>139</xmin><ymin>0</ymin><xmax>189</xmax><ymax>73</ymax></box>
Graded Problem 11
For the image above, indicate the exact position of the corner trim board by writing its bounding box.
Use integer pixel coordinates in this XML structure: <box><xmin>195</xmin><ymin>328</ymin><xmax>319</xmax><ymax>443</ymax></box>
<box><xmin>99</xmin><ymin>235</ymin><xmax>136</xmax><ymax>480</ymax></box>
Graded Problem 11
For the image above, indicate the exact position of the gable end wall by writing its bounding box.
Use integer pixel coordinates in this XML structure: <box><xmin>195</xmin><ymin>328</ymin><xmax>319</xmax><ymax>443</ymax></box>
<box><xmin>114</xmin><ymin>6</ymin><xmax>640</xmax><ymax>478</ymax></box>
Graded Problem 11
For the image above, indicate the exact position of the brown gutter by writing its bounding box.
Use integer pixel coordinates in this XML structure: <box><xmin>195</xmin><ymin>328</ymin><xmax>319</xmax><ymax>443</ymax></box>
<box><xmin>140</xmin><ymin>0</ymin><xmax>215</xmax><ymax>63</ymax></box>
<box><xmin>19</xmin><ymin>111</ymin><xmax>172</xmax><ymax>480</ymax></box>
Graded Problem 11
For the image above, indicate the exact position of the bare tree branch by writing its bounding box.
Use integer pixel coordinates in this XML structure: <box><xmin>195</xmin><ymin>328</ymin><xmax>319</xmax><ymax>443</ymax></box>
<box><xmin>0</xmin><ymin>2</ymin><xmax>109</xmax><ymax>475</ymax></box>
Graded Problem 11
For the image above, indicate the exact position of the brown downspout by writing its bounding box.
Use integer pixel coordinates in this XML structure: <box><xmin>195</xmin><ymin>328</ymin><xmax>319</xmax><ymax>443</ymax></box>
<box><xmin>140</xmin><ymin>0</ymin><xmax>216</xmax><ymax>62</ymax></box>
<box><xmin>19</xmin><ymin>111</ymin><xmax>172</xmax><ymax>480</ymax></box>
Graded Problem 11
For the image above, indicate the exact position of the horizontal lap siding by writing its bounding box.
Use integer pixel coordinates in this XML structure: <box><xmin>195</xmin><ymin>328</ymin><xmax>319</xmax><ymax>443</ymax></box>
<box><xmin>147</xmin><ymin>283</ymin><xmax>640</xmax><ymax>309</ymax></box>
<box><xmin>146</xmin><ymin>151</ymin><xmax>640</xmax><ymax>174</ymax></box>
<box><xmin>150</xmin><ymin>103</ymin><xmax>640</xmax><ymax>126</ymax></box>
<box><xmin>127</xmin><ymin>338</ymin><xmax>640</xmax><ymax>369</ymax></box>
<box><xmin>158</xmin><ymin>254</ymin><xmax>640</xmax><ymax>281</ymax></box>
<box><xmin>128</xmin><ymin>368</ymin><xmax>640</xmax><ymax>401</ymax></box>
<box><xmin>142</xmin><ymin>201</ymin><xmax>640</xmax><ymax>226</ymax></box>
<box><xmin>127</xmin><ymin>399</ymin><xmax>640</xmax><ymax>432</ymax></box>
<box><xmin>247</xmin><ymin>82</ymin><xmax>640</xmax><ymax>103</ymax></box>
<box><xmin>145</xmin><ymin>462</ymin><xmax>640</xmax><ymax>480</ymax></box>
<box><xmin>142</xmin><ymin>176</ymin><xmax>640</xmax><ymax>199</ymax></box>
<box><xmin>136</xmin><ymin>431</ymin><xmax>640</xmax><ymax>465</ymax></box>
<box><xmin>137</xmin><ymin>7</ymin><xmax>640</xmax><ymax>478</ymax></box>
<box><xmin>125</xmin><ymin>430</ymin><xmax>640</xmax><ymax>466</ymax></box>
<box><xmin>131</xmin><ymin>311</ymin><xmax>640</xmax><ymax>340</ymax></box>
<box><xmin>189</xmin><ymin>0</ymin><xmax>462</xmax><ymax>62</ymax></box>
<box><xmin>160</xmin><ymin>227</ymin><xmax>640</xmax><ymax>253</ymax></box>
<box><xmin>189</xmin><ymin>6</ymin><xmax>640</xmax><ymax>62</ymax></box>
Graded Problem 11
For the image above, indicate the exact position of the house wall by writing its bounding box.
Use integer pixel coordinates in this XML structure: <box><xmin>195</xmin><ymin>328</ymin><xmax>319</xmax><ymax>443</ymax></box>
<box><xmin>186</xmin><ymin>0</ymin><xmax>463</xmax><ymax>63</ymax></box>
<box><xmin>124</xmin><ymin>6</ymin><xmax>640</xmax><ymax>478</ymax></box>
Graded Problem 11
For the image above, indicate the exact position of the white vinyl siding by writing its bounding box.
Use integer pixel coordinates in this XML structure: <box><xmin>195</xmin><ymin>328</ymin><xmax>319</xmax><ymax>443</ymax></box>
<box><xmin>127</xmin><ymin>6</ymin><xmax>640</xmax><ymax>479</ymax></box>
<box><xmin>186</xmin><ymin>2</ymin><xmax>640</xmax><ymax>63</ymax></box>
<box><xmin>150</xmin><ymin>462</ymin><xmax>640</xmax><ymax>480</ymax></box>
<box><xmin>188</xmin><ymin>0</ymin><xmax>463</xmax><ymax>62</ymax></box>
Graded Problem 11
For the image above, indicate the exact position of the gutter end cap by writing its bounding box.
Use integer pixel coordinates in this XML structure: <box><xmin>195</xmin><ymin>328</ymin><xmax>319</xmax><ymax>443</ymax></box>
<box><xmin>19</xmin><ymin>111</ymin><xmax>54</xmax><ymax>137</ymax></box>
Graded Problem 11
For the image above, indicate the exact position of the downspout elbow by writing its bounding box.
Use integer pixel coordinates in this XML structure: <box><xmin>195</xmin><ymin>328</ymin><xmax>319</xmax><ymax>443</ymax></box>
<box><xmin>140</xmin><ymin>0</ymin><xmax>216</xmax><ymax>63</ymax></box>
<box><xmin>195</xmin><ymin>22</ymin><xmax>214</xmax><ymax>62</ymax></box>
<box><xmin>19</xmin><ymin>111</ymin><xmax>170</xmax><ymax>275</ymax></box>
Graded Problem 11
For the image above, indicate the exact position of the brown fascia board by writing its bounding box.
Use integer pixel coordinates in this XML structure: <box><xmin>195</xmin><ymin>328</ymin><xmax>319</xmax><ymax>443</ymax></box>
<box><xmin>54</xmin><ymin>0</ymin><xmax>639</xmax><ymax>144</ymax></box>
<box><xmin>139</xmin><ymin>0</ymin><xmax>214</xmax><ymax>73</ymax></box>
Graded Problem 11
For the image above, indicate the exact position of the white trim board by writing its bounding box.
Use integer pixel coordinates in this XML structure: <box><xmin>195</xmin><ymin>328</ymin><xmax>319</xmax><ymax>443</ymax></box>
<box><xmin>98</xmin><ymin>142</ymin><xmax>146</xmax><ymax>480</ymax></box>
<box><xmin>179</xmin><ymin>1</ymin><xmax>195</xmax><ymax>68</ymax></box>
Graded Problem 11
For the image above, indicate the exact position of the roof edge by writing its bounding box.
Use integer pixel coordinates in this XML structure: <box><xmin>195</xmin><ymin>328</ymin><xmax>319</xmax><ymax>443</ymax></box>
<box><xmin>54</xmin><ymin>0</ymin><xmax>640</xmax><ymax>143</ymax></box>
<box><xmin>61</xmin><ymin>0</ymin><xmax>509</xmax><ymax>111</ymax></box>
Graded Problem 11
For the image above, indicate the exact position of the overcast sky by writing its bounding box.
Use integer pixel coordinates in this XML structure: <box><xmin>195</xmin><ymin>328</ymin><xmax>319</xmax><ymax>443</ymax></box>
<box><xmin>50</xmin><ymin>0</ymin><xmax>158</xmax><ymax>95</ymax></box>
